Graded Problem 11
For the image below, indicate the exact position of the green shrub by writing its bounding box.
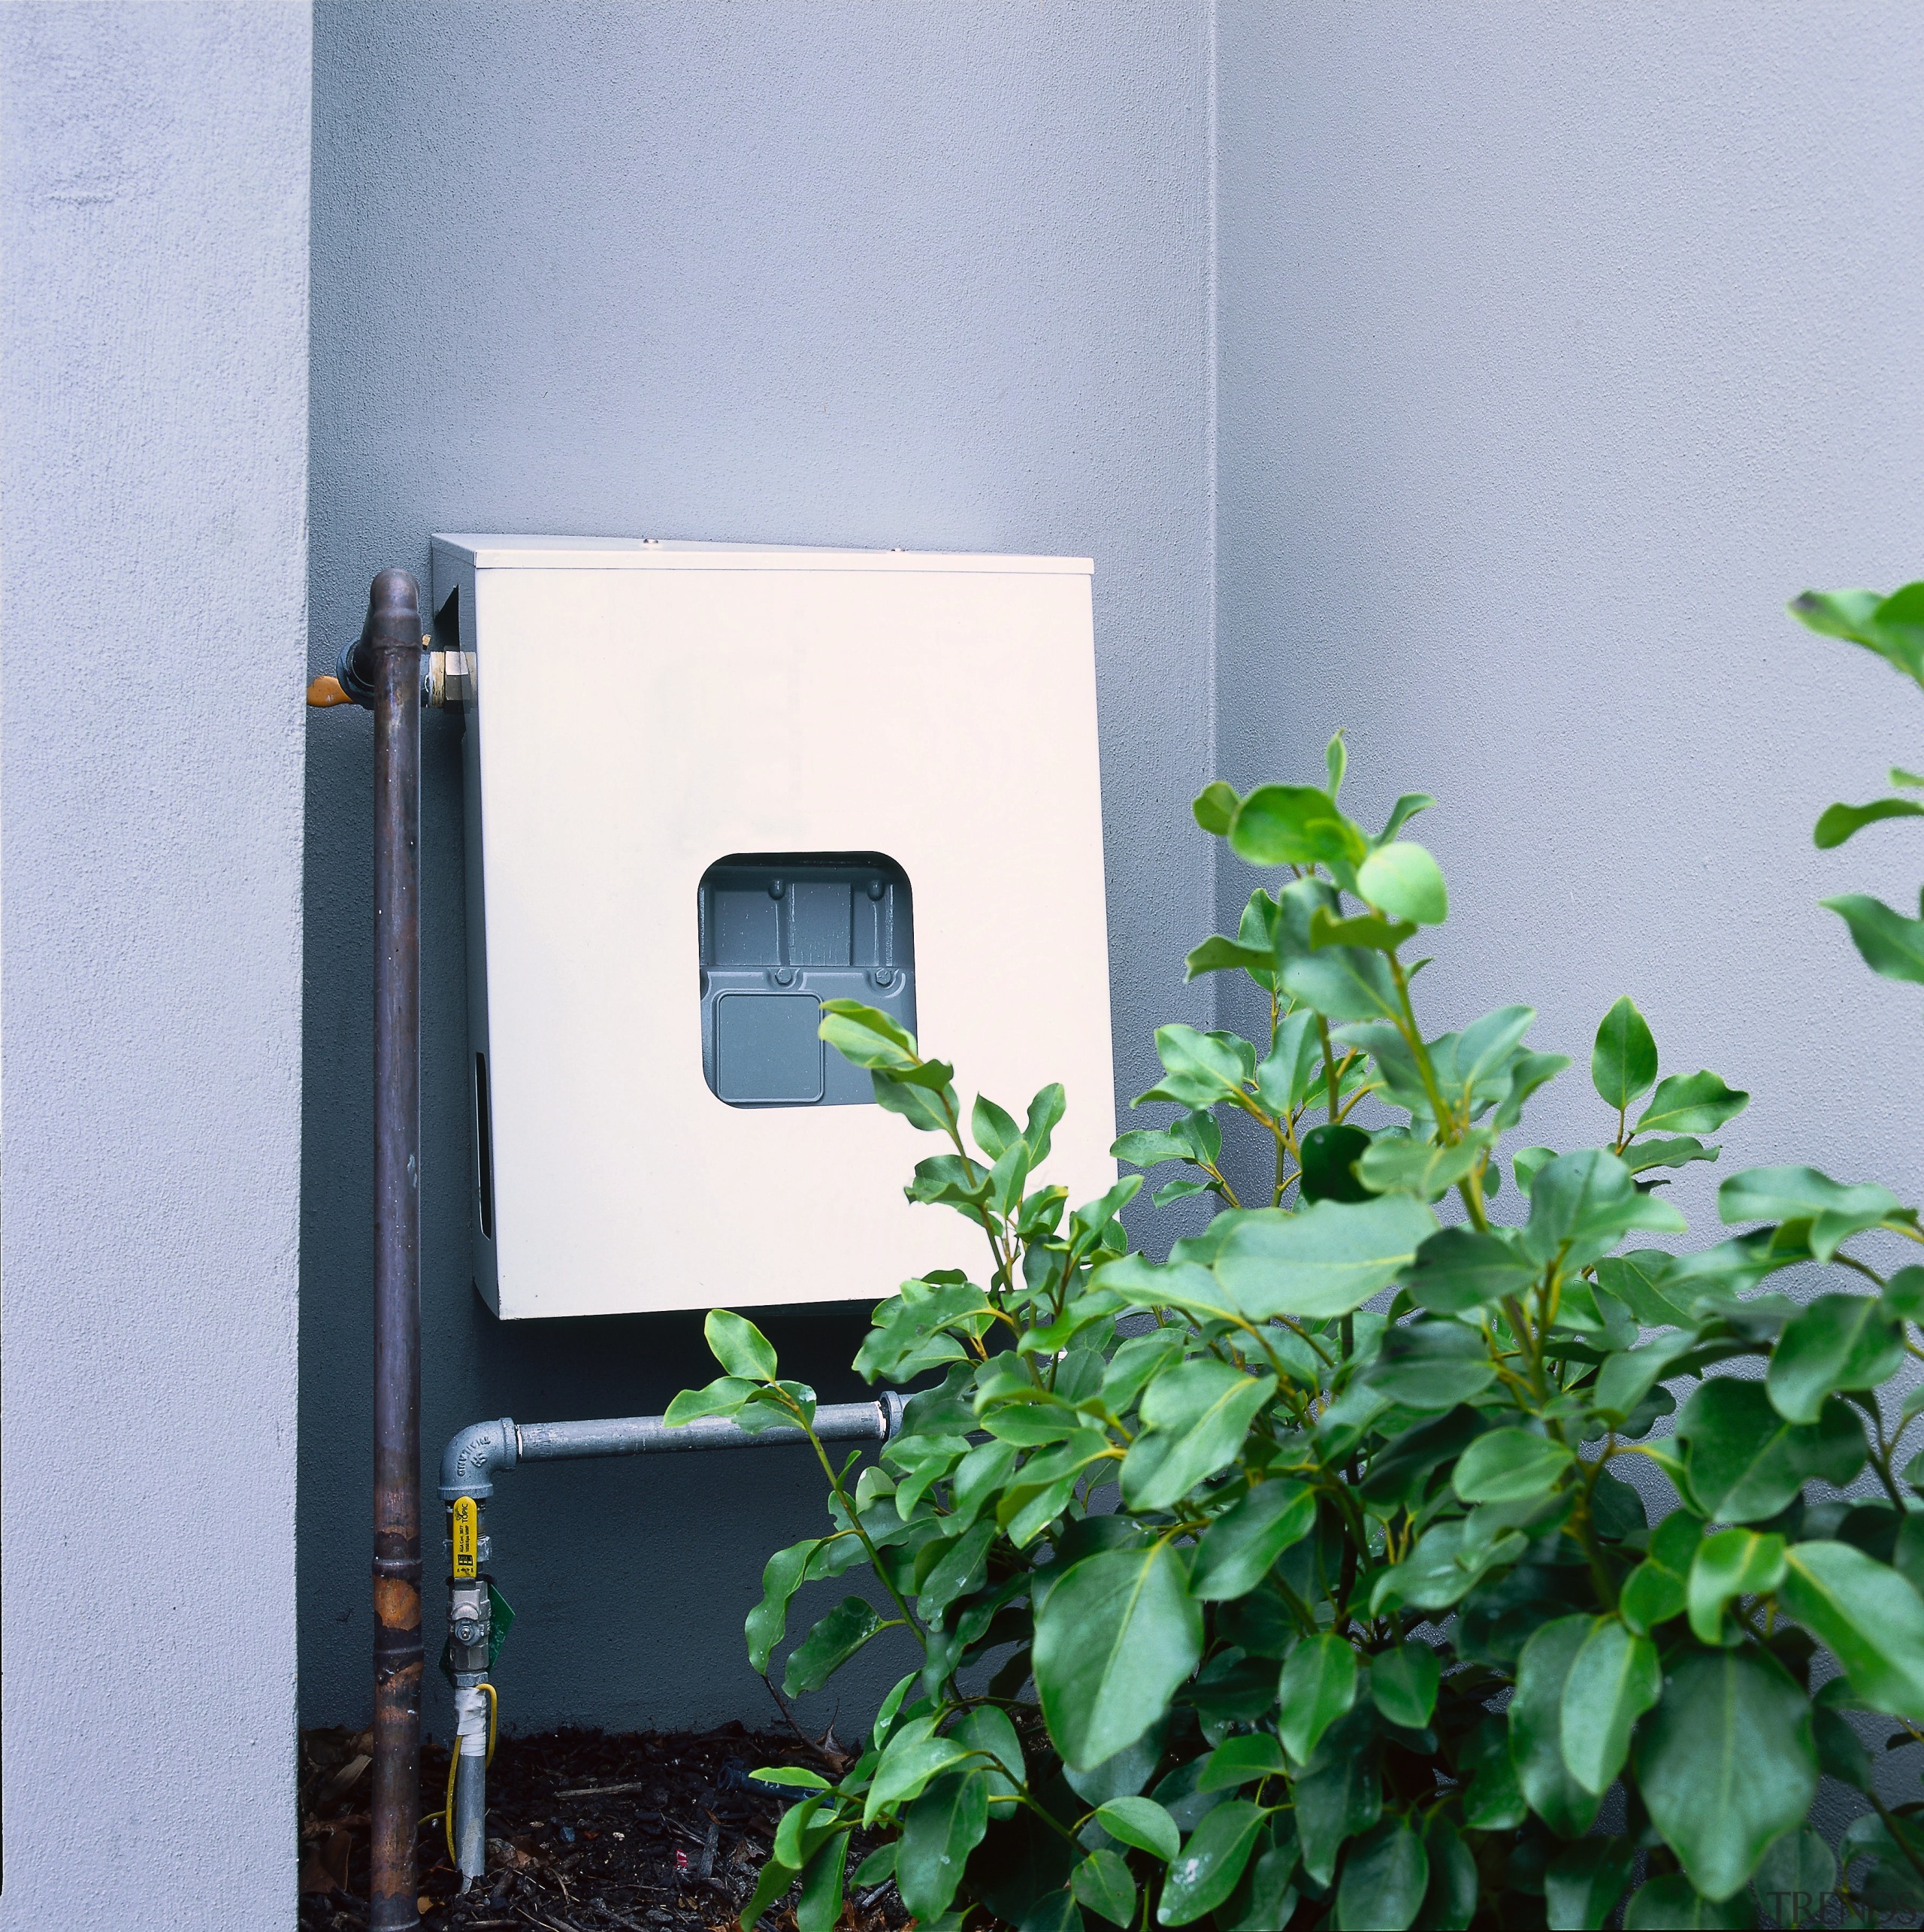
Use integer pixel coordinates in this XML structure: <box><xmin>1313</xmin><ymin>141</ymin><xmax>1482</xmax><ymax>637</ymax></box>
<box><xmin>676</xmin><ymin>590</ymin><xmax>1924</xmax><ymax>1931</ymax></box>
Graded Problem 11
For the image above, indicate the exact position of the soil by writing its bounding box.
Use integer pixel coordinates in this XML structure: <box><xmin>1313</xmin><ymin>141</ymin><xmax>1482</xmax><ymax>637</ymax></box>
<box><xmin>298</xmin><ymin>1720</ymin><xmax>909</xmax><ymax>1932</ymax></box>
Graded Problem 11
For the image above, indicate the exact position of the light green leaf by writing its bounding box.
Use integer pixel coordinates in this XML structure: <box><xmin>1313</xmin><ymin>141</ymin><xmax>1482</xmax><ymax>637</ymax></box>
<box><xmin>1357</xmin><ymin>1131</ymin><xmax>1491</xmax><ymax>1201</ymax></box>
<box><xmin>1278</xmin><ymin>944</ymin><xmax>1402</xmax><ymax>1022</ymax></box>
<box><xmin>1253</xmin><ymin>1009</ymin><xmax>1322</xmax><ymax>1116</ymax></box>
<box><xmin>1677</xmin><ymin>1379</ymin><xmax>1866</xmax><ymax>1522</ymax></box>
<box><xmin>1157</xmin><ymin>1800</ymin><xmax>1267</xmax><ymax>1926</ymax></box>
<box><xmin>752</xmin><ymin>1766</ymin><xmax>833</xmax><ymax>1791</ymax></box>
<box><xmin>1635</xmin><ymin>1070</ymin><xmax>1750</xmax><ymax>1137</ymax></box>
<box><xmin>1792</xmin><ymin>582</ymin><xmax>1924</xmax><ymax>685</ymax></box>
<box><xmin>1190</xmin><ymin>1481</ymin><xmax>1317</xmax><ymax>1600</ymax></box>
<box><xmin>1453</xmin><ymin>1428</ymin><xmax>1572</xmax><ymax>1504</ymax></box>
<box><xmin>1197</xmin><ymin>1734</ymin><xmax>1290</xmax><ymax>1792</ymax></box>
<box><xmin>1814</xmin><ymin>796</ymin><xmax>1924</xmax><ymax>848</ymax></box>
<box><xmin>818</xmin><ymin>998</ymin><xmax>920</xmax><ymax>1067</ymax></box>
<box><xmin>1325</xmin><ymin>727</ymin><xmax>1348</xmax><ymax>798</ymax></box>
<box><xmin>1278</xmin><ymin>1634</ymin><xmax>1357</xmax><ymax>1766</ymax></box>
<box><xmin>665</xmin><ymin>1375</ymin><xmax>761</xmax><ymax>1425</ymax></box>
<box><xmin>863</xmin><ymin>1726</ymin><xmax>973</xmax><ymax>1825</ymax></box>
<box><xmin>1509</xmin><ymin>1615</ymin><xmax>1604</xmax><ymax>1837</ymax></box>
<box><xmin>1823</xmin><ymin>892</ymin><xmax>1924</xmax><ymax>986</ymax></box>
<box><xmin>1212</xmin><ymin>1194</ymin><xmax>1435</xmax><ymax>1320</ymax></box>
<box><xmin>1335</xmin><ymin>1819</ymin><xmax>1429</xmax><ymax>1932</ymax></box>
<box><xmin>1094</xmin><ymin>1796</ymin><xmax>1181</xmax><ymax>1864</ymax></box>
<box><xmin>896</xmin><ymin>1771</ymin><xmax>990</xmax><ymax>1920</ymax></box>
<box><xmin>1634</xmin><ymin>1646</ymin><xmax>1816</xmax><ymax>1901</ymax></box>
<box><xmin>1357</xmin><ymin>841</ymin><xmax>1448</xmax><ymax>925</ymax></box>
<box><xmin>1369</xmin><ymin>1644</ymin><xmax>1441</xmax><ymax>1731</ymax></box>
<box><xmin>1122</xmin><ymin>1361</ymin><xmax>1275</xmax><ymax>1513</ymax></box>
<box><xmin>1375</xmin><ymin>792</ymin><xmax>1435</xmax><ymax>844</ymax></box>
<box><xmin>1686</xmin><ymin>1529</ymin><xmax>1786</xmax><ymax>1646</ymax></box>
<box><xmin>1777</xmin><ymin>1540</ymin><xmax>1924</xmax><ymax>1716</ymax></box>
<box><xmin>1592</xmin><ymin>997</ymin><xmax>1659</xmax><ymax>1110</ymax></box>
<box><xmin>1718</xmin><ymin>1164</ymin><xmax>1906</xmax><ymax>1262</ymax></box>
<box><xmin>1766</xmin><ymin>1292</ymin><xmax>1905</xmax><ymax>1423</ymax></box>
<box><xmin>1229</xmin><ymin>785</ymin><xmax>1365</xmax><ymax>870</ymax></box>
<box><xmin>1559</xmin><ymin>1617</ymin><xmax>1662</xmax><ymax>1795</ymax></box>
<box><xmin>1308</xmin><ymin>905</ymin><xmax>1417</xmax><ymax>952</ymax></box>
<box><xmin>705</xmin><ymin>1309</ymin><xmax>778</xmax><ymax>1380</ymax></box>
<box><xmin>1193</xmin><ymin>780</ymin><xmax>1240</xmax><ymax>835</ymax></box>
<box><xmin>1034</xmin><ymin>1543</ymin><xmax>1202</xmax><ymax>1771</ymax></box>
<box><xmin>1522</xmin><ymin>1149</ymin><xmax>1684</xmax><ymax>1272</ymax></box>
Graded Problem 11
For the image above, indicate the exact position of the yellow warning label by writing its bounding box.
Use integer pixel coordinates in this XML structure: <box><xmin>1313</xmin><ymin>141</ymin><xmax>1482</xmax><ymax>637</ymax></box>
<box><xmin>452</xmin><ymin>1497</ymin><xmax>479</xmax><ymax>1580</ymax></box>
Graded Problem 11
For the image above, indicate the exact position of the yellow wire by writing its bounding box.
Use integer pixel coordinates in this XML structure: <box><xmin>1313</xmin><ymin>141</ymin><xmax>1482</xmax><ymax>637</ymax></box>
<box><xmin>440</xmin><ymin>1682</ymin><xmax>500</xmax><ymax>1869</ymax></box>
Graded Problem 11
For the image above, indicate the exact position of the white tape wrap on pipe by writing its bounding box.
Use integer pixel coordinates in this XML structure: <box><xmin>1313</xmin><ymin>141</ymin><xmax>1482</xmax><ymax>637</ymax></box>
<box><xmin>453</xmin><ymin>1684</ymin><xmax>489</xmax><ymax>1758</ymax></box>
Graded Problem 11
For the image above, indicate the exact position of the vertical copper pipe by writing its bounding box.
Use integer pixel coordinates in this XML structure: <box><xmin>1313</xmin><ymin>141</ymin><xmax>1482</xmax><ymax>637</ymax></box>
<box><xmin>368</xmin><ymin>568</ymin><xmax>423</xmax><ymax>1930</ymax></box>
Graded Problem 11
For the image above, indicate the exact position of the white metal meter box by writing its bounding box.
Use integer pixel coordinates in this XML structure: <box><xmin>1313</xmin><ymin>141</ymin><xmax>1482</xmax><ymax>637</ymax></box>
<box><xmin>432</xmin><ymin>535</ymin><xmax>1117</xmax><ymax>1319</ymax></box>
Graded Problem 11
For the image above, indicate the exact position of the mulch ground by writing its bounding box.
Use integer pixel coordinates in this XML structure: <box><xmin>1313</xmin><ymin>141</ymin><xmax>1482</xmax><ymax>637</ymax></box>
<box><xmin>298</xmin><ymin>1720</ymin><xmax>909</xmax><ymax>1932</ymax></box>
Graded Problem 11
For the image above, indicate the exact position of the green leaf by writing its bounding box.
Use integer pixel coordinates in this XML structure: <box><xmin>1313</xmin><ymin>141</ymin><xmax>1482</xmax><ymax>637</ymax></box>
<box><xmin>1356</xmin><ymin>1131</ymin><xmax>1491</xmax><ymax>1202</ymax></box>
<box><xmin>863</xmin><ymin>1722</ymin><xmax>973</xmax><ymax>1825</ymax></box>
<box><xmin>1229</xmin><ymin>785</ymin><xmax>1365</xmax><ymax>870</ymax></box>
<box><xmin>818</xmin><ymin>998</ymin><xmax>920</xmax><ymax>1067</ymax></box>
<box><xmin>1094</xmin><ymin>1797</ymin><xmax>1181</xmax><ymax>1864</ymax></box>
<box><xmin>1559</xmin><ymin>1616</ymin><xmax>1662</xmax><ymax>1794</ymax></box>
<box><xmin>1217</xmin><ymin>1834</ymin><xmax>1301</xmax><ymax>1932</ymax></box>
<box><xmin>782</xmin><ymin>1597</ymin><xmax>885</xmax><ymax>1696</ymax></box>
<box><xmin>1193</xmin><ymin>780</ymin><xmax>1240</xmax><ymax>835</ymax></box>
<box><xmin>1191</xmin><ymin>1481</ymin><xmax>1317</xmax><ymax>1600</ymax></box>
<box><xmin>1453</xmin><ymin>1428</ymin><xmax>1573</xmax><ymax>1505</ymax></box>
<box><xmin>1375</xmin><ymin>792</ymin><xmax>1435</xmax><ymax>844</ymax></box>
<box><xmin>739</xmin><ymin>1851</ymin><xmax>800</xmax><ymax>1932</ymax></box>
<box><xmin>972</xmin><ymin>1094</ymin><xmax>1021</xmax><ymax>1160</ymax></box>
<box><xmin>1718</xmin><ymin>1164</ymin><xmax>1906</xmax><ymax>1262</ymax></box>
<box><xmin>1372</xmin><ymin>1516</ymin><xmax>1528</xmax><ymax>1616</ymax></box>
<box><xmin>1886</xmin><ymin>1264</ymin><xmax>1924</xmax><ymax>1321</ymax></box>
<box><xmin>1253</xmin><ymin>1009</ymin><xmax>1322</xmax><ymax>1116</ymax></box>
<box><xmin>1777</xmin><ymin>1540</ymin><xmax>1924</xmax><ymax>1715</ymax></box>
<box><xmin>1622</xmin><ymin>1134</ymin><xmax>1721</xmax><ymax>1176</ymax></box>
<box><xmin>1408</xmin><ymin>1226</ymin><xmax>1538</xmax><ymax>1314</ymax></box>
<box><xmin>1766</xmin><ymin>1292</ymin><xmax>1905</xmax><ymax>1423</ymax></box>
<box><xmin>1325</xmin><ymin>728</ymin><xmax>1348</xmax><ymax>798</ymax></box>
<box><xmin>1495</xmin><ymin>1052</ymin><xmax>1570</xmax><ymax>1131</ymax></box>
<box><xmin>1365</xmin><ymin>1317</ymin><xmax>1496</xmax><ymax>1410</ymax></box>
<box><xmin>1544</xmin><ymin>1838</ymin><xmax>1635</xmax><ymax>1932</ymax></box>
<box><xmin>1336</xmin><ymin>1819</ymin><xmax>1428</xmax><ymax>1932</ymax></box>
<box><xmin>1677</xmin><ymin>1379</ymin><xmax>1866</xmax><ymax>1522</ymax></box>
<box><xmin>1823</xmin><ymin>892</ymin><xmax>1924</xmax><ymax>986</ymax></box>
<box><xmin>1623</xmin><ymin>1873</ymin><xmax>1756</xmax><ymax>1929</ymax></box>
<box><xmin>1635</xmin><ymin>1070</ymin><xmax>1750</xmax><ymax>1137</ymax></box>
<box><xmin>1157</xmin><ymin>1800</ymin><xmax>1266</xmax><ymax>1926</ymax></box>
<box><xmin>1122</xmin><ymin>1361</ymin><xmax>1275</xmax><ymax>1512</ymax></box>
<box><xmin>1025</xmin><ymin>1083</ymin><xmax>1066</xmax><ymax>1164</ymax></box>
<box><xmin>1357</xmin><ymin>840</ymin><xmax>1448</xmax><ymax>925</ymax></box>
<box><xmin>665</xmin><ymin>1375</ymin><xmax>761</xmax><ymax>1425</ymax></box>
<box><xmin>1278</xmin><ymin>1634</ymin><xmax>1358</xmax><ymax>1765</ymax></box>
<box><xmin>1814</xmin><ymin>796</ymin><xmax>1924</xmax><ymax>848</ymax></box>
<box><xmin>1591</xmin><ymin>997</ymin><xmax>1659</xmax><ymax>1110</ymax></box>
<box><xmin>796</xmin><ymin>1828</ymin><xmax>851</xmax><ymax>1932</ymax></box>
<box><xmin>896</xmin><ymin>1771</ymin><xmax>990</xmax><ymax>1920</ymax></box>
<box><xmin>1522</xmin><ymin>1149</ymin><xmax>1684</xmax><ymax>1272</ymax></box>
<box><xmin>1197</xmin><ymin>1734</ymin><xmax>1290</xmax><ymax>1792</ymax></box>
<box><xmin>1308</xmin><ymin>907</ymin><xmax>1417</xmax><ymax>952</ymax></box>
<box><xmin>1791</xmin><ymin>583</ymin><xmax>1924</xmax><ymax>684</ymax></box>
<box><xmin>1634</xmin><ymin>1646</ymin><xmax>1816</xmax><ymax>1902</ymax></box>
<box><xmin>703</xmin><ymin>1308</ymin><xmax>776</xmax><ymax>1379</ymax></box>
<box><xmin>1509</xmin><ymin>1616</ymin><xmax>1605</xmax><ymax>1838</ymax></box>
<box><xmin>1296</xmin><ymin>1122</ymin><xmax>1373</xmax><ymax>1204</ymax></box>
<box><xmin>1755</xmin><ymin>1828</ymin><xmax>1835</xmax><ymax>1922</ymax></box>
<box><xmin>1593</xmin><ymin>1251</ymin><xmax>1693</xmax><ymax>1329</ymax></box>
<box><xmin>1368</xmin><ymin>1643</ymin><xmax>1441</xmax><ymax>1730</ymax></box>
<box><xmin>1686</xmin><ymin>1529</ymin><xmax>1786</xmax><ymax>1646</ymax></box>
<box><xmin>1619</xmin><ymin>1512</ymin><xmax>1704</xmax><ymax>1637</ymax></box>
<box><xmin>1070</xmin><ymin>1849</ymin><xmax>1136</xmax><ymax>1927</ymax></box>
<box><xmin>746</xmin><ymin>1538</ymin><xmax>822</xmax><ymax>1673</ymax></box>
<box><xmin>1278</xmin><ymin>943</ymin><xmax>1402</xmax><ymax>1022</ymax></box>
<box><xmin>1293</xmin><ymin>1706</ymin><xmax>1382</xmax><ymax>1884</ymax></box>
<box><xmin>1212</xmin><ymin>1194</ymin><xmax>1435</xmax><ymax>1320</ymax></box>
<box><xmin>1034</xmin><ymin>1543</ymin><xmax>1202</xmax><ymax>1772</ymax></box>
<box><xmin>1417</xmin><ymin>1820</ymin><xmax>1478</xmax><ymax>1930</ymax></box>
<box><xmin>918</xmin><ymin>1519</ymin><xmax>997</xmax><ymax>1619</ymax></box>
<box><xmin>1184</xmin><ymin>934</ymin><xmax>1276</xmax><ymax>982</ymax></box>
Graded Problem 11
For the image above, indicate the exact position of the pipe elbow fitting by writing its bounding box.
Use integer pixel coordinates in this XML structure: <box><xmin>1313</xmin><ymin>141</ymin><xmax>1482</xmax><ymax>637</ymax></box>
<box><xmin>440</xmin><ymin>1416</ymin><xmax>519</xmax><ymax>1502</ymax></box>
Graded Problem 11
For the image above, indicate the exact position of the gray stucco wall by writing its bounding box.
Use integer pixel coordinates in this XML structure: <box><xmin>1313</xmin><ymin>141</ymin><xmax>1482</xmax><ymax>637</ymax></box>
<box><xmin>1215</xmin><ymin>2</ymin><xmax>1924</xmax><ymax>1225</ymax></box>
<box><xmin>0</xmin><ymin>4</ymin><xmax>311</xmax><ymax>1924</ymax></box>
<box><xmin>302</xmin><ymin>0</ymin><xmax>1215</xmax><ymax>1737</ymax></box>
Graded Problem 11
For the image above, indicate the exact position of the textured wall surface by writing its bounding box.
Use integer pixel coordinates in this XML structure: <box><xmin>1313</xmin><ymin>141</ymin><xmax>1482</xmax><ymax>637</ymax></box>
<box><xmin>1216</xmin><ymin>2</ymin><xmax>1924</xmax><ymax>1225</ymax></box>
<box><xmin>304</xmin><ymin>0</ymin><xmax>1215</xmax><ymax>1735</ymax></box>
<box><xmin>0</xmin><ymin>3</ymin><xmax>311</xmax><ymax>1923</ymax></box>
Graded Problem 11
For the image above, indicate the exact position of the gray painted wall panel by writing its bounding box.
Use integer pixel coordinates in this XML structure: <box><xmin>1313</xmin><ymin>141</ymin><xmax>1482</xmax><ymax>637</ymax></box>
<box><xmin>304</xmin><ymin>0</ymin><xmax>1214</xmax><ymax>1735</ymax></box>
<box><xmin>0</xmin><ymin>3</ymin><xmax>311</xmax><ymax>1922</ymax></box>
<box><xmin>1216</xmin><ymin>2</ymin><xmax>1924</xmax><ymax>1228</ymax></box>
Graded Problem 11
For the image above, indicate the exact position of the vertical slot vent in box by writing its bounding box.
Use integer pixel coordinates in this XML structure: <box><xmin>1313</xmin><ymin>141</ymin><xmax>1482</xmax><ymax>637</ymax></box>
<box><xmin>697</xmin><ymin>852</ymin><xmax>915</xmax><ymax>1107</ymax></box>
<box><xmin>473</xmin><ymin>1051</ymin><xmax>496</xmax><ymax>1239</ymax></box>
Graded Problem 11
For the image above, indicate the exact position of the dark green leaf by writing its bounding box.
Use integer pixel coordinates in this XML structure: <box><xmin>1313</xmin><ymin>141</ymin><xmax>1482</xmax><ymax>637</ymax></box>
<box><xmin>1766</xmin><ymin>1292</ymin><xmax>1904</xmax><ymax>1423</ymax></box>
<box><xmin>1593</xmin><ymin>1250</ymin><xmax>1693</xmax><ymax>1328</ymax></box>
<box><xmin>1290</xmin><ymin>1706</ymin><xmax>1382</xmax><ymax>1885</ymax></box>
<box><xmin>1623</xmin><ymin>1134</ymin><xmax>1721</xmax><ymax>1176</ymax></box>
<box><xmin>1454</xmin><ymin>1428</ymin><xmax>1573</xmax><ymax>1505</ymax></box>
<box><xmin>1336</xmin><ymin>1819</ymin><xmax>1428</xmax><ymax>1932</ymax></box>
<box><xmin>1216</xmin><ymin>1833</ymin><xmax>1300</xmax><ymax>1932</ymax></box>
<box><xmin>1509</xmin><ymin>1615</ymin><xmax>1605</xmax><ymax>1838</ymax></box>
<box><xmin>1121</xmin><ymin>1360</ymin><xmax>1275</xmax><ymax>1512</ymax></box>
<box><xmin>1094</xmin><ymin>1796</ymin><xmax>1180</xmax><ymax>1863</ymax></box>
<box><xmin>1417</xmin><ymin>1819</ymin><xmax>1477</xmax><ymax>1930</ymax></box>
<box><xmin>1814</xmin><ymin>796</ymin><xmax>1924</xmax><ymax>848</ymax></box>
<box><xmin>1544</xmin><ymin>1838</ymin><xmax>1635</xmax><ymax>1931</ymax></box>
<box><xmin>1368</xmin><ymin>1643</ymin><xmax>1440</xmax><ymax>1730</ymax></box>
<box><xmin>1622</xmin><ymin>1873</ymin><xmax>1756</xmax><ymax>1928</ymax></box>
<box><xmin>1718</xmin><ymin>1164</ymin><xmax>1905</xmax><ymax>1262</ymax></box>
<box><xmin>1408</xmin><ymin>1226</ymin><xmax>1537</xmax><ymax>1314</ymax></box>
<box><xmin>1686</xmin><ymin>1528</ymin><xmax>1786</xmax><ymax>1646</ymax></box>
<box><xmin>863</xmin><ymin>1722</ymin><xmax>974</xmax><ymax>1824</ymax></box>
<box><xmin>1592</xmin><ymin>998</ymin><xmax>1659</xmax><ymax>1110</ymax></box>
<box><xmin>1823</xmin><ymin>891</ymin><xmax>1924</xmax><ymax>984</ymax></box>
<box><xmin>1885</xmin><ymin>1264</ymin><xmax>1924</xmax><ymax>1321</ymax></box>
<box><xmin>1522</xmin><ymin>1149</ymin><xmax>1684</xmax><ymax>1271</ymax></box>
<box><xmin>1495</xmin><ymin>1052</ymin><xmax>1571</xmax><ymax>1131</ymax></box>
<box><xmin>1559</xmin><ymin>1616</ymin><xmax>1662</xmax><ymax>1794</ymax></box>
<box><xmin>795</xmin><ymin>1828</ymin><xmax>851</xmax><ymax>1932</ymax></box>
<box><xmin>746</xmin><ymin>1538</ymin><xmax>822</xmax><ymax>1673</ymax></box>
<box><xmin>1297</xmin><ymin>1122</ymin><xmax>1373</xmax><ymax>1204</ymax></box>
<box><xmin>1635</xmin><ymin>1070</ymin><xmax>1750</xmax><ymax>1137</ymax></box>
<box><xmin>1184</xmin><ymin>935</ymin><xmax>1275</xmax><ymax>981</ymax></box>
<box><xmin>1754</xmin><ymin>1827</ymin><xmax>1835</xmax><ymax>1921</ymax></box>
<box><xmin>1212</xmin><ymin>1194</ymin><xmax>1435</xmax><ymax>1320</ymax></box>
<box><xmin>1278</xmin><ymin>1634</ymin><xmax>1357</xmax><ymax>1765</ymax></box>
<box><xmin>972</xmin><ymin>1094</ymin><xmax>1021</xmax><ymax>1160</ymax></box>
<box><xmin>1157</xmin><ymin>1800</ymin><xmax>1266</xmax><ymax>1926</ymax></box>
<box><xmin>1197</xmin><ymin>1734</ymin><xmax>1289</xmax><ymax>1792</ymax></box>
<box><xmin>1634</xmin><ymin>1646</ymin><xmax>1816</xmax><ymax>1902</ymax></box>
<box><xmin>1191</xmin><ymin>1480</ymin><xmax>1317</xmax><ymax>1600</ymax></box>
<box><xmin>1024</xmin><ymin>1083</ymin><xmax>1066</xmax><ymax>1164</ymax></box>
<box><xmin>739</xmin><ymin>1851</ymin><xmax>800</xmax><ymax>1932</ymax></box>
<box><xmin>896</xmin><ymin>1771</ymin><xmax>990</xmax><ymax>1920</ymax></box>
<box><xmin>1366</xmin><ymin>1317</ymin><xmax>1497</xmax><ymax>1410</ymax></box>
<box><xmin>1034</xmin><ymin>1543</ymin><xmax>1202</xmax><ymax>1771</ymax></box>
<box><xmin>1777</xmin><ymin>1540</ymin><xmax>1924</xmax><ymax>1715</ymax></box>
<box><xmin>1676</xmin><ymin>1379</ymin><xmax>1866</xmax><ymax>1522</ymax></box>
<box><xmin>782</xmin><ymin>1597</ymin><xmax>885</xmax><ymax>1696</ymax></box>
<box><xmin>1070</xmin><ymin>1849</ymin><xmax>1136</xmax><ymax>1928</ymax></box>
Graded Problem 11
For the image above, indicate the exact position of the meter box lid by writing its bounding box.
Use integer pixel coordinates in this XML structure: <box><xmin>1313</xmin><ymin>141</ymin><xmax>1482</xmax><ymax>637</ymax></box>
<box><xmin>434</xmin><ymin>534</ymin><xmax>1115</xmax><ymax>1320</ymax></box>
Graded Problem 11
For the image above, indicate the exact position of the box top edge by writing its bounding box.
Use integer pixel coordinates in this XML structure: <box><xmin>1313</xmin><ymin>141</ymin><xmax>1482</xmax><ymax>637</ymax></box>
<box><xmin>430</xmin><ymin>534</ymin><xmax>1094</xmax><ymax>575</ymax></box>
